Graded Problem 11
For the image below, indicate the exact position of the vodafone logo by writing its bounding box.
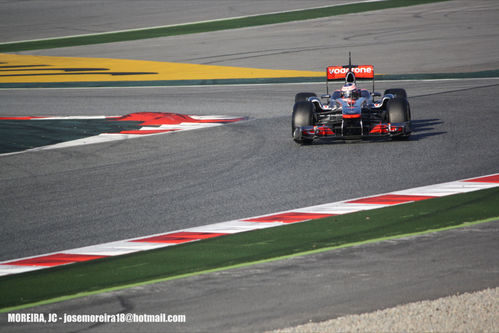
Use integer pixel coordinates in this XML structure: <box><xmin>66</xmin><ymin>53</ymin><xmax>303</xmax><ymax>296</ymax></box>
<box><xmin>328</xmin><ymin>66</ymin><xmax>372</xmax><ymax>75</ymax></box>
<box><xmin>327</xmin><ymin>65</ymin><xmax>374</xmax><ymax>80</ymax></box>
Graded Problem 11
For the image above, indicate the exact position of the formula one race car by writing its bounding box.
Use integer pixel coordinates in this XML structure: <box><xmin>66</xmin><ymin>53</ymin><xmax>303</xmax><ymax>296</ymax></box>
<box><xmin>292</xmin><ymin>54</ymin><xmax>411</xmax><ymax>144</ymax></box>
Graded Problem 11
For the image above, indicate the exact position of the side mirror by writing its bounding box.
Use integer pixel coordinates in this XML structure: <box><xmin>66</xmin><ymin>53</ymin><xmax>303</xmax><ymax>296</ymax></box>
<box><xmin>321</xmin><ymin>94</ymin><xmax>331</xmax><ymax>99</ymax></box>
<box><xmin>372</xmin><ymin>92</ymin><xmax>381</xmax><ymax>97</ymax></box>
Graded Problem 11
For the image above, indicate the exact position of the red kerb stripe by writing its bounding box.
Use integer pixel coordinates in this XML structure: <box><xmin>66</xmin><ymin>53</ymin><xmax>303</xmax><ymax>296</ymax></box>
<box><xmin>3</xmin><ymin>253</ymin><xmax>108</xmax><ymax>267</ymax></box>
<box><xmin>243</xmin><ymin>212</ymin><xmax>334</xmax><ymax>223</ymax></box>
<box><xmin>347</xmin><ymin>194</ymin><xmax>436</xmax><ymax>205</ymax></box>
<box><xmin>0</xmin><ymin>116</ymin><xmax>44</xmax><ymax>120</ymax></box>
<box><xmin>463</xmin><ymin>175</ymin><xmax>499</xmax><ymax>183</ymax></box>
<box><xmin>131</xmin><ymin>232</ymin><xmax>227</xmax><ymax>244</ymax></box>
<box><xmin>118</xmin><ymin>129</ymin><xmax>178</xmax><ymax>134</ymax></box>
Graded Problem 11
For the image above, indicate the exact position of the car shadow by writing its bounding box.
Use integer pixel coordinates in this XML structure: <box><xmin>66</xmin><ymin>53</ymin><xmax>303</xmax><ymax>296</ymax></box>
<box><xmin>408</xmin><ymin>118</ymin><xmax>446</xmax><ymax>141</ymax></box>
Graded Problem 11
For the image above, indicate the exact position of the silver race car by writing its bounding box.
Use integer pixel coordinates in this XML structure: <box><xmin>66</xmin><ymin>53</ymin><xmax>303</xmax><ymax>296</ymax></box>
<box><xmin>292</xmin><ymin>54</ymin><xmax>411</xmax><ymax>144</ymax></box>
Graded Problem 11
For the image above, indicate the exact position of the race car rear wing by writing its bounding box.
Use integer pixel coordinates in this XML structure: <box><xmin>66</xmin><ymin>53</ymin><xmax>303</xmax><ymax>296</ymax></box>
<box><xmin>326</xmin><ymin>65</ymin><xmax>374</xmax><ymax>81</ymax></box>
<box><xmin>325</xmin><ymin>53</ymin><xmax>375</xmax><ymax>94</ymax></box>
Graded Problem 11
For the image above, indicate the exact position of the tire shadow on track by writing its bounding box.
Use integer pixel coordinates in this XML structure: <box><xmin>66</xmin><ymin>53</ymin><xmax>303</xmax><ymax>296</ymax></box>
<box><xmin>409</xmin><ymin>118</ymin><xmax>446</xmax><ymax>141</ymax></box>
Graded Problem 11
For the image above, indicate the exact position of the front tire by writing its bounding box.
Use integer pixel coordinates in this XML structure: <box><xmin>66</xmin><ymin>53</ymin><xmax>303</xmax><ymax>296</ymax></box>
<box><xmin>292</xmin><ymin>101</ymin><xmax>315</xmax><ymax>144</ymax></box>
<box><xmin>387</xmin><ymin>97</ymin><xmax>411</xmax><ymax>140</ymax></box>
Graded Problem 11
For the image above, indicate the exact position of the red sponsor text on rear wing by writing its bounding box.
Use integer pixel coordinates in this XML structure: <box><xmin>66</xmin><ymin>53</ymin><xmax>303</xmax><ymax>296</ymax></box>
<box><xmin>327</xmin><ymin>65</ymin><xmax>374</xmax><ymax>80</ymax></box>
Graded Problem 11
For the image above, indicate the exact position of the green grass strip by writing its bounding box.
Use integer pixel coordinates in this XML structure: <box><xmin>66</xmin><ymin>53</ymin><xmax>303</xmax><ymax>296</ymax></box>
<box><xmin>0</xmin><ymin>0</ymin><xmax>449</xmax><ymax>52</ymax></box>
<box><xmin>0</xmin><ymin>186</ymin><xmax>497</xmax><ymax>311</ymax></box>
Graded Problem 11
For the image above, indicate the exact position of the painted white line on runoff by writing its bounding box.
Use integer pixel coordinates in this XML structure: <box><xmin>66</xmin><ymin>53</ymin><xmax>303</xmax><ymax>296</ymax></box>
<box><xmin>0</xmin><ymin>173</ymin><xmax>497</xmax><ymax>276</ymax></box>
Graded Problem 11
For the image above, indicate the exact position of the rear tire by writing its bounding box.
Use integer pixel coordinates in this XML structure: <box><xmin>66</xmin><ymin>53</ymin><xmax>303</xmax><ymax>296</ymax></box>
<box><xmin>292</xmin><ymin>101</ymin><xmax>315</xmax><ymax>144</ymax></box>
<box><xmin>295</xmin><ymin>92</ymin><xmax>317</xmax><ymax>103</ymax></box>
<box><xmin>384</xmin><ymin>88</ymin><xmax>407</xmax><ymax>99</ymax></box>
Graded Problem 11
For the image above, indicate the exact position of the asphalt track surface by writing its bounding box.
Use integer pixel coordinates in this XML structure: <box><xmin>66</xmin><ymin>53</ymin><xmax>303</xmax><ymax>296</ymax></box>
<box><xmin>2</xmin><ymin>79</ymin><xmax>499</xmax><ymax>262</ymax></box>
<box><xmin>1</xmin><ymin>0</ymin><xmax>498</xmax><ymax>331</ymax></box>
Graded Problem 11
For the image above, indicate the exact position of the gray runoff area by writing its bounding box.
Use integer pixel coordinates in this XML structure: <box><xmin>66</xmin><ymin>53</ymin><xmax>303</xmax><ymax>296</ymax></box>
<box><xmin>0</xmin><ymin>0</ymin><xmax>498</xmax><ymax>331</ymax></box>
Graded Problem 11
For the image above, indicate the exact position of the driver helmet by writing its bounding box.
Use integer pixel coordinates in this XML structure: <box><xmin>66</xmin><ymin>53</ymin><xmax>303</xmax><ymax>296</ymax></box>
<box><xmin>341</xmin><ymin>83</ymin><xmax>360</xmax><ymax>99</ymax></box>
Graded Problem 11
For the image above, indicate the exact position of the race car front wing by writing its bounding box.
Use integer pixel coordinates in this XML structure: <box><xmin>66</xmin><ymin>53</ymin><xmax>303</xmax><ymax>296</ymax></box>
<box><xmin>294</xmin><ymin>121</ymin><xmax>411</xmax><ymax>142</ymax></box>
